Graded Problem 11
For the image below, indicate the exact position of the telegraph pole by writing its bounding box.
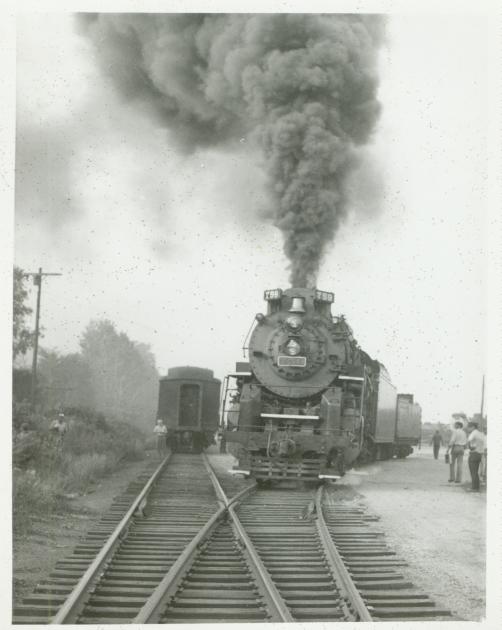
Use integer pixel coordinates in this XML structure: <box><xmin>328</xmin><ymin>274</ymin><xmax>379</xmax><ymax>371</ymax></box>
<box><xmin>480</xmin><ymin>374</ymin><xmax>485</xmax><ymax>418</ymax></box>
<box><xmin>24</xmin><ymin>268</ymin><xmax>62</xmax><ymax>408</ymax></box>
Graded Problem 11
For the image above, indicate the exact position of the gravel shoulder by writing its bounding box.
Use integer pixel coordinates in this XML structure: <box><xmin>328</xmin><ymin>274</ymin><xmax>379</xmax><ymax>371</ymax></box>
<box><xmin>332</xmin><ymin>448</ymin><xmax>486</xmax><ymax>621</ymax></box>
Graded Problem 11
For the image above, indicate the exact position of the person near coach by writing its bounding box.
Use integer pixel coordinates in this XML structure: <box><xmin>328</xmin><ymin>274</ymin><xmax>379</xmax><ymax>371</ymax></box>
<box><xmin>430</xmin><ymin>430</ymin><xmax>444</xmax><ymax>460</ymax></box>
<box><xmin>446</xmin><ymin>420</ymin><xmax>467</xmax><ymax>483</ymax></box>
<box><xmin>153</xmin><ymin>418</ymin><xmax>168</xmax><ymax>459</ymax></box>
<box><xmin>466</xmin><ymin>421</ymin><xmax>486</xmax><ymax>492</ymax></box>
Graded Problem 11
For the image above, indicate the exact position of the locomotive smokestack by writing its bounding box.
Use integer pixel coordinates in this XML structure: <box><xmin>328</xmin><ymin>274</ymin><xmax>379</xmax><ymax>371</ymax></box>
<box><xmin>78</xmin><ymin>14</ymin><xmax>384</xmax><ymax>286</ymax></box>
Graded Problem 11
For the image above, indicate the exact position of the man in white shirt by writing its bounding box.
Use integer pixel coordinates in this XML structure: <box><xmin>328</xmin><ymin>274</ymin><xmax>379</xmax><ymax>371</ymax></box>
<box><xmin>447</xmin><ymin>420</ymin><xmax>467</xmax><ymax>483</ymax></box>
<box><xmin>50</xmin><ymin>413</ymin><xmax>68</xmax><ymax>448</ymax></box>
<box><xmin>466</xmin><ymin>421</ymin><xmax>486</xmax><ymax>492</ymax></box>
<box><xmin>153</xmin><ymin>418</ymin><xmax>168</xmax><ymax>459</ymax></box>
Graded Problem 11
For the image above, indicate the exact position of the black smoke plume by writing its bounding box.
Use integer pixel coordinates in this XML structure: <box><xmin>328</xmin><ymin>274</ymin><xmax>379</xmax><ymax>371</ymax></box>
<box><xmin>78</xmin><ymin>13</ymin><xmax>384</xmax><ymax>287</ymax></box>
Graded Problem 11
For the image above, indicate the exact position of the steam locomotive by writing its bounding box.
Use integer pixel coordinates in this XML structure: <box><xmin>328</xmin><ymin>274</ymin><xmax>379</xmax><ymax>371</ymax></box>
<box><xmin>157</xmin><ymin>366</ymin><xmax>220</xmax><ymax>453</ymax></box>
<box><xmin>222</xmin><ymin>287</ymin><xmax>421</xmax><ymax>481</ymax></box>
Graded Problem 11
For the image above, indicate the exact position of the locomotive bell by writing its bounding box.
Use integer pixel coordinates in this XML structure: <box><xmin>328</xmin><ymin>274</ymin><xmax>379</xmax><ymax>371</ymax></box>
<box><xmin>289</xmin><ymin>297</ymin><xmax>306</xmax><ymax>313</ymax></box>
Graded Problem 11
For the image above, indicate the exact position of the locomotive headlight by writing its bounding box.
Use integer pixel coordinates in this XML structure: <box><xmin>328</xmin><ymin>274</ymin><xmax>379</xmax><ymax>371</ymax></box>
<box><xmin>285</xmin><ymin>339</ymin><xmax>301</xmax><ymax>356</ymax></box>
<box><xmin>286</xmin><ymin>315</ymin><xmax>303</xmax><ymax>331</ymax></box>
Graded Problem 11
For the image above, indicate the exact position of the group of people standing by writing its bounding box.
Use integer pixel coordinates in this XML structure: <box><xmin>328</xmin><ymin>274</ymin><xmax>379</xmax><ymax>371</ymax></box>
<box><xmin>431</xmin><ymin>419</ymin><xmax>487</xmax><ymax>492</ymax></box>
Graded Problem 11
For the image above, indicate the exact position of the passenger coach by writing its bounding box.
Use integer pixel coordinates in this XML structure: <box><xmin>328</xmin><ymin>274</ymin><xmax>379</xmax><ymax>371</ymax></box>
<box><xmin>157</xmin><ymin>366</ymin><xmax>220</xmax><ymax>453</ymax></box>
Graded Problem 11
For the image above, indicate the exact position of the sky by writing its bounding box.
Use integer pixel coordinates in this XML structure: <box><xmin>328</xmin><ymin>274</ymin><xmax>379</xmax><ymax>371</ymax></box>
<box><xmin>11</xmin><ymin>8</ymin><xmax>494</xmax><ymax>426</ymax></box>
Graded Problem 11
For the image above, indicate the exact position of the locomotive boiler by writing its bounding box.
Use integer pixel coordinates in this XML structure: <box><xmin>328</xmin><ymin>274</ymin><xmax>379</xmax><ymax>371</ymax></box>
<box><xmin>157</xmin><ymin>366</ymin><xmax>220</xmax><ymax>453</ymax></box>
<box><xmin>222</xmin><ymin>287</ymin><xmax>421</xmax><ymax>481</ymax></box>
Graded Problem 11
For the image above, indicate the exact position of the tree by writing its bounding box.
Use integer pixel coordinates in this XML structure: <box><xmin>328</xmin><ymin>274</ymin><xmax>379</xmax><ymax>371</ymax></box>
<box><xmin>79</xmin><ymin>320</ymin><xmax>159</xmax><ymax>429</ymax></box>
<box><xmin>38</xmin><ymin>349</ymin><xmax>95</xmax><ymax>410</ymax></box>
<box><xmin>13</xmin><ymin>266</ymin><xmax>33</xmax><ymax>359</ymax></box>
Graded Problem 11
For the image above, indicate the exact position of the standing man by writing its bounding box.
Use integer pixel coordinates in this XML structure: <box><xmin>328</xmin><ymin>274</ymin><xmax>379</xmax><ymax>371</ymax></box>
<box><xmin>479</xmin><ymin>428</ymin><xmax>487</xmax><ymax>483</ymax></box>
<box><xmin>466</xmin><ymin>421</ymin><xmax>486</xmax><ymax>492</ymax></box>
<box><xmin>153</xmin><ymin>418</ymin><xmax>168</xmax><ymax>459</ymax></box>
<box><xmin>446</xmin><ymin>420</ymin><xmax>467</xmax><ymax>483</ymax></box>
<box><xmin>50</xmin><ymin>413</ymin><xmax>68</xmax><ymax>449</ymax></box>
<box><xmin>430</xmin><ymin>430</ymin><xmax>443</xmax><ymax>460</ymax></box>
<box><xmin>219</xmin><ymin>429</ymin><xmax>227</xmax><ymax>454</ymax></box>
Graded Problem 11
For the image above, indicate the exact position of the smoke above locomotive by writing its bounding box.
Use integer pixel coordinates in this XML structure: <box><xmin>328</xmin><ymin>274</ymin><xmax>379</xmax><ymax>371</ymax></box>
<box><xmin>78</xmin><ymin>13</ymin><xmax>384</xmax><ymax>286</ymax></box>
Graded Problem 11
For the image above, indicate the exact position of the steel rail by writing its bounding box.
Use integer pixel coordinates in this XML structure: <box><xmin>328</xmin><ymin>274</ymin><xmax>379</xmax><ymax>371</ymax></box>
<box><xmin>133</xmin><ymin>454</ymin><xmax>257</xmax><ymax>623</ymax></box>
<box><xmin>51</xmin><ymin>453</ymin><xmax>172</xmax><ymax>624</ymax></box>
<box><xmin>315</xmin><ymin>485</ymin><xmax>373</xmax><ymax>622</ymax></box>
<box><xmin>132</xmin><ymin>503</ymin><xmax>227</xmax><ymax>622</ymax></box>
<box><xmin>202</xmin><ymin>455</ymin><xmax>294</xmax><ymax>623</ymax></box>
<box><xmin>134</xmin><ymin>455</ymin><xmax>293</xmax><ymax>623</ymax></box>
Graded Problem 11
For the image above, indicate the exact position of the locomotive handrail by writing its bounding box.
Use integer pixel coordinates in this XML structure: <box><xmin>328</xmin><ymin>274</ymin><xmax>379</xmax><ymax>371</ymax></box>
<box><xmin>224</xmin><ymin>424</ymin><xmax>357</xmax><ymax>436</ymax></box>
<box><xmin>241</xmin><ymin>315</ymin><xmax>258</xmax><ymax>357</ymax></box>
<box><xmin>315</xmin><ymin>486</ymin><xmax>373</xmax><ymax>622</ymax></box>
<box><xmin>218</xmin><ymin>374</ymin><xmax>229</xmax><ymax>428</ymax></box>
<box><xmin>51</xmin><ymin>453</ymin><xmax>172</xmax><ymax>624</ymax></box>
<box><xmin>261</xmin><ymin>412</ymin><xmax>320</xmax><ymax>420</ymax></box>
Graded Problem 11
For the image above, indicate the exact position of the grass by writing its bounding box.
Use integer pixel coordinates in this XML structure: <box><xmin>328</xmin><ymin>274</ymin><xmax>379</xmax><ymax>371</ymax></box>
<box><xmin>13</xmin><ymin>409</ymin><xmax>146</xmax><ymax>533</ymax></box>
<box><xmin>13</xmin><ymin>470</ymin><xmax>63</xmax><ymax>534</ymax></box>
<box><xmin>62</xmin><ymin>452</ymin><xmax>118</xmax><ymax>491</ymax></box>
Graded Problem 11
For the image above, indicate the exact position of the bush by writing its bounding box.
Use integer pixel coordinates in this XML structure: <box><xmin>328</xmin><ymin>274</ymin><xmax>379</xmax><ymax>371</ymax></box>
<box><xmin>12</xmin><ymin>408</ymin><xmax>147</xmax><ymax>533</ymax></box>
<box><xmin>13</xmin><ymin>470</ymin><xmax>63</xmax><ymax>533</ymax></box>
<box><xmin>62</xmin><ymin>453</ymin><xmax>119</xmax><ymax>492</ymax></box>
<box><xmin>61</xmin><ymin>417</ymin><xmax>145</xmax><ymax>461</ymax></box>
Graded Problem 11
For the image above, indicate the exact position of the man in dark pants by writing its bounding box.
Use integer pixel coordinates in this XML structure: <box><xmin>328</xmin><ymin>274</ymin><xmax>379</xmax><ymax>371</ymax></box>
<box><xmin>447</xmin><ymin>420</ymin><xmax>467</xmax><ymax>483</ymax></box>
<box><xmin>431</xmin><ymin>430</ymin><xmax>443</xmax><ymax>459</ymax></box>
<box><xmin>466</xmin><ymin>421</ymin><xmax>486</xmax><ymax>492</ymax></box>
<box><xmin>219</xmin><ymin>430</ymin><xmax>227</xmax><ymax>454</ymax></box>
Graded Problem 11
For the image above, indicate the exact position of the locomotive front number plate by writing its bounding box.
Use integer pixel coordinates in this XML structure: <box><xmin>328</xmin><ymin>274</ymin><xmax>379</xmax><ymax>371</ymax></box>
<box><xmin>278</xmin><ymin>356</ymin><xmax>307</xmax><ymax>367</ymax></box>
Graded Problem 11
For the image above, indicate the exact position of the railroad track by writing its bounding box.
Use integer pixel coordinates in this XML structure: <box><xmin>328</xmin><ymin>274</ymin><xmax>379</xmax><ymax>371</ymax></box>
<box><xmin>13</xmin><ymin>453</ymin><xmax>451</xmax><ymax>624</ymax></box>
<box><xmin>320</xmin><ymin>494</ymin><xmax>452</xmax><ymax>621</ymax></box>
<box><xmin>13</xmin><ymin>459</ymin><xmax>161</xmax><ymax>624</ymax></box>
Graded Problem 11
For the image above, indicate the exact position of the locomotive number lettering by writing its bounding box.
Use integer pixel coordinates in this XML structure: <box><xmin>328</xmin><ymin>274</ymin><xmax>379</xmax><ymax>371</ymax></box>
<box><xmin>278</xmin><ymin>355</ymin><xmax>307</xmax><ymax>367</ymax></box>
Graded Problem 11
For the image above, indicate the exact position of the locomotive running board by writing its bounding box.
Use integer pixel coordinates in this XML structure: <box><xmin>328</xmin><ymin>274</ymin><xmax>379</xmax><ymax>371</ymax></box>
<box><xmin>260</xmin><ymin>413</ymin><xmax>320</xmax><ymax>420</ymax></box>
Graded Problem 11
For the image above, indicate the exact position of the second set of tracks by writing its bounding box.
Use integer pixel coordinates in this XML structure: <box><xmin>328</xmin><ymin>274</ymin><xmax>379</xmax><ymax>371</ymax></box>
<box><xmin>13</xmin><ymin>452</ymin><xmax>450</xmax><ymax>624</ymax></box>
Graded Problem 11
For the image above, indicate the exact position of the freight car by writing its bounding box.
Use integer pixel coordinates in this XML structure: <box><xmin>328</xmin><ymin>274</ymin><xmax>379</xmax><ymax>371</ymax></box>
<box><xmin>395</xmin><ymin>393</ymin><xmax>422</xmax><ymax>458</ymax></box>
<box><xmin>157</xmin><ymin>366</ymin><xmax>221</xmax><ymax>453</ymax></box>
<box><xmin>222</xmin><ymin>287</ymin><xmax>421</xmax><ymax>481</ymax></box>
